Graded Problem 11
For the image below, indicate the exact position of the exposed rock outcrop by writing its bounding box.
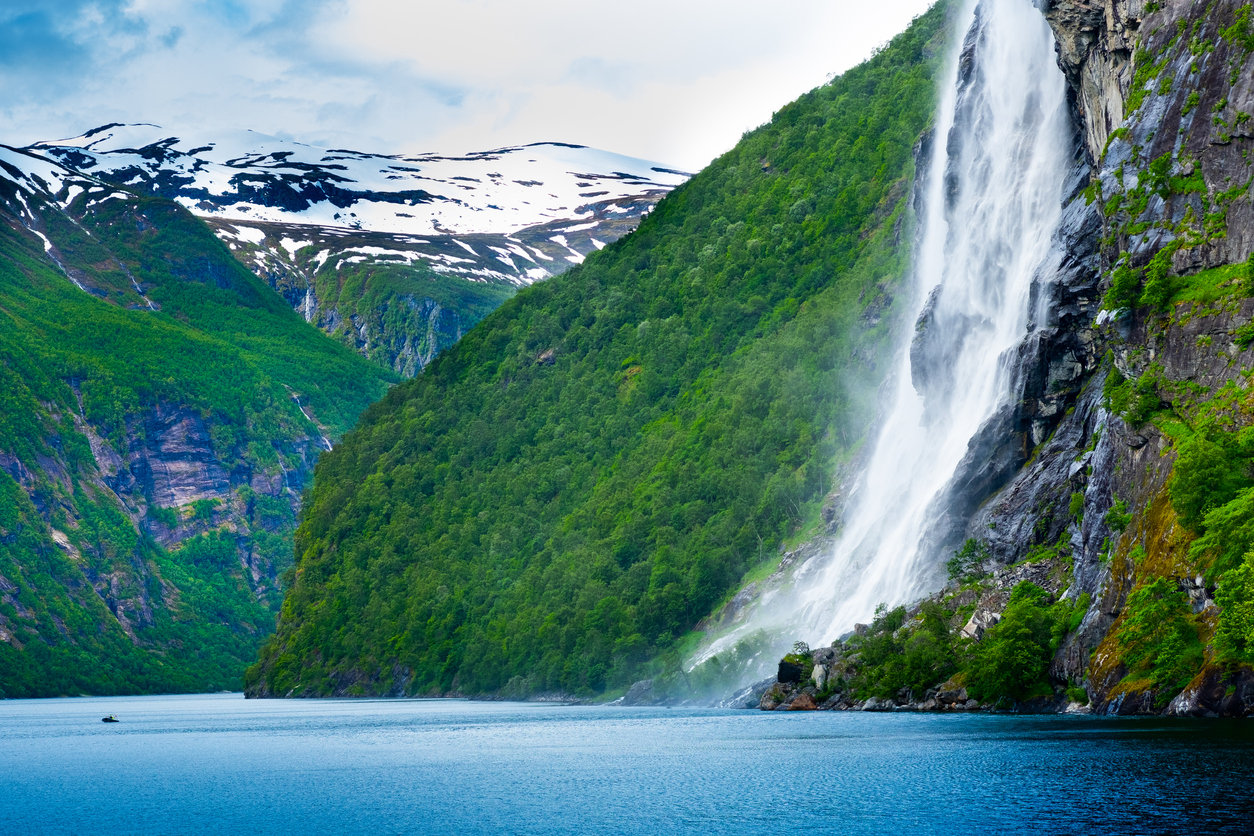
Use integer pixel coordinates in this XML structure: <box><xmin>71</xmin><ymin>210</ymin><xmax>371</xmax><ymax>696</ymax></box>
<box><xmin>1044</xmin><ymin>0</ymin><xmax>1137</xmax><ymax>162</ymax></box>
<box><xmin>748</xmin><ymin>0</ymin><xmax>1254</xmax><ymax>716</ymax></box>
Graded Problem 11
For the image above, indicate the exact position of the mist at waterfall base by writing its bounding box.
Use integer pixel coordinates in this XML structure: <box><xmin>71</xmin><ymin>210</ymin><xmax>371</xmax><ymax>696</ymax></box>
<box><xmin>690</xmin><ymin>0</ymin><xmax>1074</xmax><ymax>687</ymax></box>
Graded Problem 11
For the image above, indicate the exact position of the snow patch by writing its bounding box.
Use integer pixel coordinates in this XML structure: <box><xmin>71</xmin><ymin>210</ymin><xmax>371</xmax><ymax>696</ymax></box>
<box><xmin>227</xmin><ymin>225</ymin><xmax>266</xmax><ymax>245</ymax></box>
<box><xmin>280</xmin><ymin>237</ymin><xmax>312</xmax><ymax>259</ymax></box>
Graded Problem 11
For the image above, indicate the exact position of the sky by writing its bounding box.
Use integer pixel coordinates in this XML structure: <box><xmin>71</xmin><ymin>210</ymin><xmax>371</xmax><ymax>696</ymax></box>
<box><xmin>1</xmin><ymin>0</ymin><xmax>937</xmax><ymax>171</ymax></box>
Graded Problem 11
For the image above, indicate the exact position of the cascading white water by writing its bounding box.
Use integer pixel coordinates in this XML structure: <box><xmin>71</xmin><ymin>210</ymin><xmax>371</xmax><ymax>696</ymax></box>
<box><xmin>701</xmin><ymin>0</ymin><xmax>1074</xmax><ymax>664</ymax></box>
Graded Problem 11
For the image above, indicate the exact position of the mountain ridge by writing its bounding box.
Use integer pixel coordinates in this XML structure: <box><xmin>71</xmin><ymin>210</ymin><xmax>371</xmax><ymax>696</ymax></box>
<box><xmin>25</xmin><ymin>124</ymin><xmax>689</xmax><ymax>376</ymax></box>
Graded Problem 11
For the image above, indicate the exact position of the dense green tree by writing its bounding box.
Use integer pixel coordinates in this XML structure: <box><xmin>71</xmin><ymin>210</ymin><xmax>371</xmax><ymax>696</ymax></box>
<box><xmin>0</xmin><ymin>174</ymin><xmax>394</xmax><ymax>697</ymax></box>
<box><xmin>965</xmin><ymin>583</ymin><xmax>1071</xmax><ymax>704</ymax></box>
<box><xmin>248</xmin><ymin>1</ymin><xmax>956</xmax><ymax>698</ymax></box>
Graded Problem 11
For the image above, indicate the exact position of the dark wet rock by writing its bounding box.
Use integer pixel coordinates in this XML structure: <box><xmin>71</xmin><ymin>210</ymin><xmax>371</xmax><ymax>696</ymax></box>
<box><xmin>1019</xmin><ymin>694</ymin><xmax>1065</xmax><ymax>714</ymax></box>
<box><xmin>716</xmin><ymin>677</ymin><xmax>776</xmax><ymax>710</ymax></box>
<box><xmin>909</xmin><ymin>284</ymin><xmax>946</xmax><ymax>398</ymax></box>
<box><xmin>759</xmin><ymin>682</ymin><xmax>797</xmax><ymax>711</ymax></box>
<box><xmin>1105</xmin><ymin>690</ymin><xmax>1157</xmax><ymax>716</ymax></box>
<box><xmin>777</xmin><ymin>659</ymin><xmax>805</xmax><ymax>684</ymax></box>
<box><xmin>1166</xmin><ymin>667</ymin><xmax>1254</xmax><ymax>717</ymax></box>
<box><xmin>811</xmin><ymin>646</ymin><xmax>840</xmax><ymax>666</ymax></box>
<box><xmin>818</xmin><ymin>693</ymin><xmax>846</xmax><ymax>710</ymax></box>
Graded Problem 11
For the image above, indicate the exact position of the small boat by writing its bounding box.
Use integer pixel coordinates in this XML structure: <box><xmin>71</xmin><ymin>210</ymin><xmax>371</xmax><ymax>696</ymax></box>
<box><xmin>101</xmin><ymin>715</ymin><xmax>119</xmax><ymax>723</ymax></box>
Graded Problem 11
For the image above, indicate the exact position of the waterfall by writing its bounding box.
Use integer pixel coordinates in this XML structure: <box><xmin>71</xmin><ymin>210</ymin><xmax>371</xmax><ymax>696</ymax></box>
<box><xmin>701</xmin><ymin>0</ymin><xmax>1074</xmax><ymax>665</ymax></box>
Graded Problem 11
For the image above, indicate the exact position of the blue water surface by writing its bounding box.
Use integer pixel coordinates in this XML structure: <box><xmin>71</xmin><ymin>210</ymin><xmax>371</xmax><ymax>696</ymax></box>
<box><xmin>1</xmin><ymin>693</ymin><xmax>1251</xmax><ymax>835</ymax></box>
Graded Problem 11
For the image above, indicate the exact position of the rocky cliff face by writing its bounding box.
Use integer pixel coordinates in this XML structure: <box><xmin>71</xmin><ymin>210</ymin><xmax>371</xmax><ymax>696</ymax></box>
<box><xmin>1009</xmin><ymin>0</ymin><xmax>1254</xmax><ymax>714</ymax></box>
<box><xmin>0</xmin><ymin>399</ymin><xmax>313</xmax><ymax>639</ymax></box>
<box><xmin>731</xmin><ymin>0</ymin><xmax>1254</xmax><ymax>716</ymax></box>
<box><xmin>0</xmin><ymin>146</ymin><xmax>393</xmax><ymax>696</ymax></box>
<box><xmin>828</xmin><ymin>0</ymin><xmax>1254</xmax><ymax>716</ymax></box>
<box><xmin>951</xmin><ymin>0</ymin><xmax>1254</xmax><ymax>714</ymax></box>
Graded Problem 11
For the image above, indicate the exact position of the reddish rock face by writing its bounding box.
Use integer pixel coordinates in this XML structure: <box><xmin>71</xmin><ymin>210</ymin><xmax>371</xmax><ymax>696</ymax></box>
<box><xmin>788</xmin><ymin>692</ymin><xmax>818</xmax><ymax>711</ymax></box>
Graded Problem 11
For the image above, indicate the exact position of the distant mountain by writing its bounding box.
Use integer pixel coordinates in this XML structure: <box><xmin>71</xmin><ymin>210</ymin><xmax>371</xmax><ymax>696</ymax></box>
<box><xmin>30</xmin><ymin>127</ymin><xmax>689</xmax><ymax>375</ymax></box>
<box><xmin>0</xmin><ymin>142</ymin><xmax>395</xmax><ymax>697</ymax></box>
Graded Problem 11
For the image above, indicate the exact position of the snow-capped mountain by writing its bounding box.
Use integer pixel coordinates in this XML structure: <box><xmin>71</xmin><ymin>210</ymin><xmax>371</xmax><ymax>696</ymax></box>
<box><xmin>20</xmin><ymin>125</ymin><xmax>690</xmax><ymax>375</ymax></box>
<box><xmin>31</xmin><ymin>123</ymin><xmax>688</xmax><ymax>286</ymax></box>
<box><xmin>33</xmin><ymin>123</ymin><xmax>687</xmax><ymax>236</ymax></box>
<box><xmin>0</xmin><ymin>143</ymin><xmax>154</xmax><ymax>301</ymax></box>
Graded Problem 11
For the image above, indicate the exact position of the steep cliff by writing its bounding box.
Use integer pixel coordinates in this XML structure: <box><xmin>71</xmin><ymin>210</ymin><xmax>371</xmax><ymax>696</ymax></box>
<box><xmin>740</xmin><ymin>0</ymin><xmax>1254</xmax><ymax>716</ymax></box>
<box><xmin>0</xmin><ymin>146</ymin><xmax>395</xmax><ymax>696</ymax></box>
<box><xmin>1030</xmin><ymin>0</ymin><xmax>1254</xmax><ymax>714</ymax></box>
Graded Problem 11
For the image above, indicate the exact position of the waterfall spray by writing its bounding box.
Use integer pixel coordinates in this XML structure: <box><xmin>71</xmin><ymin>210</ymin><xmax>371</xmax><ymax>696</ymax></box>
<box><xmin>698</xmin><ymin>0</ymin><xmax>1074</xmax><ymax>670</ymax></box>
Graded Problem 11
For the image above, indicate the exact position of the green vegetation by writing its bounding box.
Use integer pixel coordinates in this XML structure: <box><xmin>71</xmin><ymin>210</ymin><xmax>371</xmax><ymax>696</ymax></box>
<box><xmin>1069</xmin><ymin>491</ymin><xmax>1086</xmax><ymax>522</ymax></box>
<box><xmin>1102</xmin><ymin>357</ymin><xmax>1165</xmax><ymax>427</ymax></box>
<box><xmin>947</xmin><ymin>538</ymin><xmax>989</xmax><ymax>583</ymax></box>
<box><xmin>836</xmin><ymin>582</ymin><xmax>1087</xmax><ymax>706</ymax></box>
<box><xmin>0</xmin><ymin>175</ymin><xmax>394</xmax><ymax>696</ymax></box>
<box><xmin>1220</xmin><ymin>3</ymin><xmax>1254</xmax><ymax>54</ymax></box>
<box><xmin>1171</xmin><ymin>429</ymin><xmax>1254</xmax><ymax>534</ymax></box>
<box><xmin>965</xmin><ymin>583</ymin><xmax>1081</xmax><ymax>704</ymax></box>
<box><xmin>1126</xmin><ymin>28</ymin><xmax>1183</xmax><ymax>116</ymax></box>
<box><xmin>1104</xmin><ymin>499</ymin><xmax>1133</xmax><ymax>533</ymax></box>
<box><xmin>320</xmin><ymin>260</ymin><xmax>513</xmax><ymax>376</ymax></box>
<box><xmin>1162</xmin><ymin>380</ymin><xmax>1254</xmax><ymax>575</ymax></box>
<box><xmin>1153</xmin><ymin>376</ymin><xmax>1254</xmax><ymax>677</ymax></box>
<box><xmin>846</xmin><ymin>602</ymin><xmax>960</xmax><ymax>701</ymax></box>
<box><xmin>247</xmin><ymin>3</ymin><xmax>953</xmax><ymax>698</ymax></box>
<box><xmin>1116</xmin><ymin>578</ymin><xmax>1204</xmax><ymax>703</ymax></box>
<box><xmin>1215</xmin><ymin>551</ymin><xmax>1254</xmax><ymax>664</ymax></box>
<box><xmin>1097</xmin><ymin>56</ymin><xmax>1252</xmax><ymax>314</ymax></box>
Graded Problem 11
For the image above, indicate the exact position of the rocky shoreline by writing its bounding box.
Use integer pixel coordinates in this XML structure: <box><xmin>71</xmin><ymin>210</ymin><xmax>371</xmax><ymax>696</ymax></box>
<box><xmin>754</xmin><ymin>677</ymin><xmax>1092</xmax><ymax>715</ymax></box>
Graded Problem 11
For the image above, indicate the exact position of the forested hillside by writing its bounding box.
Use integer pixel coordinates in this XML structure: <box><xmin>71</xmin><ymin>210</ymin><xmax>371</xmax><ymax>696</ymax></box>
<box><xmin>0</xmin><ymin>148</ymin><xmax>395</xmax><ymax>697</ymax></box>
<box><xmin>247</xmin><ymin>3</ymin><xmax>951</xmax><ymax>698</ymax></box>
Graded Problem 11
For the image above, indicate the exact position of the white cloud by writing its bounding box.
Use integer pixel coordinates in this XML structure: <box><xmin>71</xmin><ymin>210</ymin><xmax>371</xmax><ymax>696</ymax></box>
<box><xmin>1</xmin><ymin>0</ymin><xmax>937</xmax><ymax>170</ymax></box>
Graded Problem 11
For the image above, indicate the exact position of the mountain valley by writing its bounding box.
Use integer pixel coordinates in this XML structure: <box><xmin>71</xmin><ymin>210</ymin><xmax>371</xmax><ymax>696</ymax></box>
<box><xmin>4</xmin><ymin>0</ymin><xmax>1254</xmax><ymax>718</ymax></box>
<box><xmin>0</xmin><ymin>143</ymin><xmax>395</xmax><ymax>696</ymax></box>
<box><xmin>32</xmin><ymin>126</ymin><xmax>688</xmax><ymax>376</ymax></box>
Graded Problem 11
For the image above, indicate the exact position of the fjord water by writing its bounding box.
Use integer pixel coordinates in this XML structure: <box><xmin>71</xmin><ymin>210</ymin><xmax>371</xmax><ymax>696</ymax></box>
<box><xmin>3</xmin><ymin>695</ymin><xmax>1253</xmax><ymax>836</ymax></box>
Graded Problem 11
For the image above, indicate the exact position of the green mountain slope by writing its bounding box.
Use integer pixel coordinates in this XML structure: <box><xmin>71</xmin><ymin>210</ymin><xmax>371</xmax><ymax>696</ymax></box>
<box><xmin>210</xmin><ymin>219</ymin><xmax>515</xmax><ymax>376</ymax></box>
<box><xmin>247</xmin><ymin>4</ymin><xmax>951</xmax><ymax>699</ymax></box>
<box><xmin>0</xmin><ymin>149</ymin><xmax>396</xmax><ymax>697</ymax></box>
